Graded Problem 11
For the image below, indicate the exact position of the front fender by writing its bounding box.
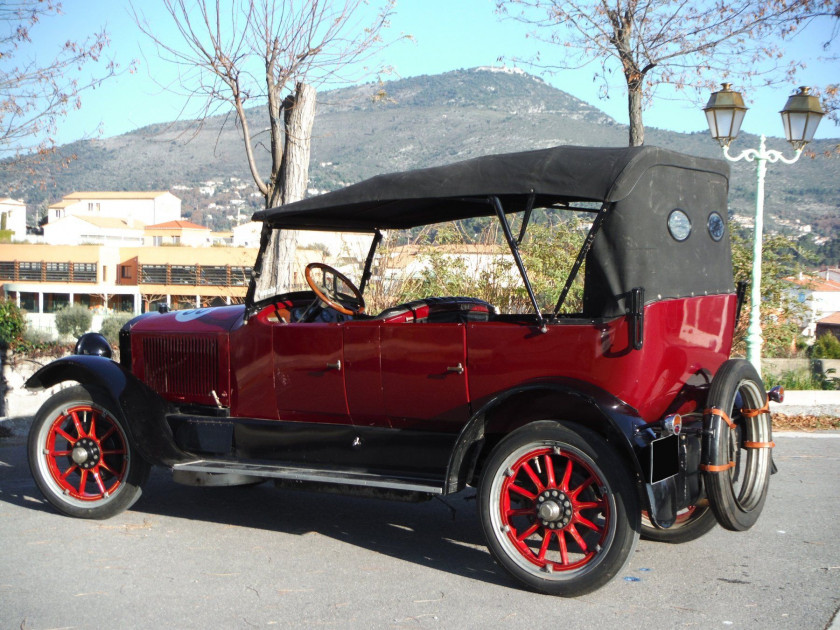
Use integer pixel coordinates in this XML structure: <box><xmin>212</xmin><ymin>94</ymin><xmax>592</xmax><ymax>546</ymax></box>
<box><xmin>26</xmin><ymin>355</ymin><xmax>190</xmax><ymax>467</ymax></box>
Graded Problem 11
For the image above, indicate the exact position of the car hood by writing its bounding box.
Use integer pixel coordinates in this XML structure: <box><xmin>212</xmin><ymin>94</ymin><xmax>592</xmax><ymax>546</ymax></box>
<box><xmin>127</xmin><ymin>305</ymin><xmax>246</xmax><ymax>335</ymax></box>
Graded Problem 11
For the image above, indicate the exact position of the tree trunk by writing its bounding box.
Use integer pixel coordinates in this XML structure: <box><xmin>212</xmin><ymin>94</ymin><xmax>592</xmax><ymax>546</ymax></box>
<box><xmin>627</xmin><ymin>85</ymin><xmax>644</xmax><ymax>147</ymax></box>
<box><xmin>271</xmin><ymin>82</ymin><xmax>317</xmax><ymax>293</ymax></box>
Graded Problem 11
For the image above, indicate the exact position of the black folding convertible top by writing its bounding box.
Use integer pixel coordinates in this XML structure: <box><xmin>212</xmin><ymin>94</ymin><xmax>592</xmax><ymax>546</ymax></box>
<box><xmin>251</xmin><ymin>145</ymin><xmax>734</xmax><ymax>318</ymax></box>
<box><xmin>253</xmin><ymin>145</ymin><xmax>729</xmax><ymax>231</ymax></box>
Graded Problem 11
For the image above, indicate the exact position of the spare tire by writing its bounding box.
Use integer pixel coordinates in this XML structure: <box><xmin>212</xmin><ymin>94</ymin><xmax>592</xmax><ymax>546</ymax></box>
<box><xmin>701</xmin><ymin>359</ymin><xmax>774</xmax><ymax>532</ymax></box>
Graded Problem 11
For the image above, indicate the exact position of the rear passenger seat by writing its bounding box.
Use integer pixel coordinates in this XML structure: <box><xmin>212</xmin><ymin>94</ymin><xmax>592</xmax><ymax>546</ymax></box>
<box><xmin>377</xmin><ymin>297</ymin><xmax>497</xmax><ymax>323</ymax></box>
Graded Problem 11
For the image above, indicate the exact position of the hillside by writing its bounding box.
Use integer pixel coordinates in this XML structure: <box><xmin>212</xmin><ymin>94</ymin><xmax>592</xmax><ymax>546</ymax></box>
<box><xmin>1</xmin><ymin>67</ymin><xmax>837</xmax><ymax>242</ymax></box>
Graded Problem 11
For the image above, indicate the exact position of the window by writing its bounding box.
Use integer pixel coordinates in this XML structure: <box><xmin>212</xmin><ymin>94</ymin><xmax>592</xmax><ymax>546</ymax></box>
<box><xmin>121</xmin><ymin>265</ymin><xmax>132</xmax><ymax>279</ymax></box>
<box><xmin>170</xmin><ymin>265</ymin><xmax>196</xmax><ymax>285</ymax></box>
<box><xmin>72</xmin><ymin>263</ymin><xmax>96</xmax><ymax>283</ymax></box>
<box><xmin>200</xmin><ymin>266</ymin><xmax>228</xmax><ymax>286</ymax></box>
<box><xmin>0</xmin><ymin>261</ymin><xmax>14</xmax><ymax>280</ymax></box>
<box><xmin>230</xmin><ymin>267</ymin><xmax>252</xmax><ymax>286</ymax></box>
<box><xmin>140</xmin><ymin>265</ymin><xmax>167</xmax><ymax>284</ymax></box>
<box><xmin>18</xmin><ymin>262</ymin><xmax>42</xmax><ymax>281</ymax></box>
<box><xmin>45</xmin><ymin>262</ymin><xmax>70</xmax><ymax>282</ymax></box>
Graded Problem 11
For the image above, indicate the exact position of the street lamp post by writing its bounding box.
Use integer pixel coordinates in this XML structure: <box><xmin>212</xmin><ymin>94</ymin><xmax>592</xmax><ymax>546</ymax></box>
<box><xmin>703</xmin><ymin>85</ymin><xmax>824</xmax><ymax>377</ymax></box>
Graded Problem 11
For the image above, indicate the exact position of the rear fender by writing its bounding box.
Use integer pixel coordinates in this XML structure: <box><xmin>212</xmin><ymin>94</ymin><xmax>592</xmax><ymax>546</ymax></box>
<box><xmin>445</xmin><ymin>380</ymin><xmax>681</xmax><ymax>526</ymax></box>
<box><xmin>26</xmin><ymin>355</ymin><xmax>188</xmax><ymax>466</ymax></box>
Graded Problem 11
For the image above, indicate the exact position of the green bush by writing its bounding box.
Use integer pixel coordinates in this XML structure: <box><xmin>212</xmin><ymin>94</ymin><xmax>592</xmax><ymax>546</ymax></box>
<box><xmin>766</xmin><ymin>368</ymin><xmax>839</xmax><ymax>391</ymax></box>
<box><xmin>54</xmin><ymin>304</ymin><xmax>92</xmax><ymax>339</ymax></box>
<box><xmin>811</xmin><ymin>333</ymin><xmax>840</xmax><ymax>359</ymax></box>
<box><xmin>99</xmin><ymin>312</ymin><xmax>134</xmax><ymax>345</ymax></box>
<box><xmin>0</xmin><ymin>299</ymin><xmax>26</xmax><ymax>348</ymax></box>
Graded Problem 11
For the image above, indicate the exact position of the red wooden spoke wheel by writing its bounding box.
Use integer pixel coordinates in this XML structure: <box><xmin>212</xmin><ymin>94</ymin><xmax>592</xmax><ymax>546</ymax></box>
<box><xmin>43</xmin><ymin>403</ymin><xmax>128</xmax><ymax>501</ymax></box>
<box><xmin>641</xmin><ymin>504</ymin><xmax>717</xmax><ymax>543</ymax></box>
<box><xmin>498</xmin><ymin>446</ymin><xmax>610</xmax><ymax>572</ymax></box>
<box><xmin>479</xmin><ymin>421</ymin><xmax>639</xmax><ymax>596</ymax></box>
<box><xmin>29</xmin><ymin>385</ymin><xmax>150</xmax><ymax>519</ymax></box>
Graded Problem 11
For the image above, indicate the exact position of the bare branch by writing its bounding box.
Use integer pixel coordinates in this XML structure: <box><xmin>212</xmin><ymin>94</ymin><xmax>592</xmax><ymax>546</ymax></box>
<box><xmin>497</xmin><ymin>0</ymin><xmax>838</xmax><ymax>145</ymax></box>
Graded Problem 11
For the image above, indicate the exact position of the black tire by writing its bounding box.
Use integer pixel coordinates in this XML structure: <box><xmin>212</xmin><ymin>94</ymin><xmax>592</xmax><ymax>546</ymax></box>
<box><xmin>702</xmin><ymin>359</ymin><xmax>773</xmax><ymax>532</ymax></box>
<box><xmin>478</xmin><ymin>421</ymin><xmax>640</xmax><ymax>596</ymax></box>
<box><xmin>28</xmin><ymin>385</ymin><xmax>151</xmax><ymax>519</ymax></box>
<box><xmin>641</xmin><ymin>504</ymin><xmax>717</xmax><ymax>543</ymax></box>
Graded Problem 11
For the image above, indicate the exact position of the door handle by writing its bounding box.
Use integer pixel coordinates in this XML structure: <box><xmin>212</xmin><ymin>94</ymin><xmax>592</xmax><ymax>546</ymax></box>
<box><xmin>326</xmin><ymin>360</ymin><xmax>341</xmax><ymax>371</ymax></box>
<box><xmin>446</xmin><ymin>363</ymin><xmax>464</xmax><ymax>375</ymax></box>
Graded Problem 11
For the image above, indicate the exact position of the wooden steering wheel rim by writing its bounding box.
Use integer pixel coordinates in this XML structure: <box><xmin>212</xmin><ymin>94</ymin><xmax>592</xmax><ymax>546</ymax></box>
<box><xmin>304</xmin><ymin>262</ymin><xmax>366</xmax><ymax>316</ymax></box>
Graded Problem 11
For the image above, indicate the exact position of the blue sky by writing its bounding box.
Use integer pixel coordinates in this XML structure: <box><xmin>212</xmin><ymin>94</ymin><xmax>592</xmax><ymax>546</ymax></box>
<box><xmin>24</xmin><ymin>0</ymin><xmax>840</xmax><ymax>146</ymax></box>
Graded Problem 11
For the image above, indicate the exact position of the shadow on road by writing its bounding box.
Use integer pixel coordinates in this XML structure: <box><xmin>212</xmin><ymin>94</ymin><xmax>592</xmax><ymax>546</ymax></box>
<box><xmin>135</xmin><ymin>469</ymin><xmax>509</xmax><ymax>588</ymax></box>
<box><xmin>0</xmin><ymin>448</ymin><xmax>512</xmax><ymax>589</ymax></box>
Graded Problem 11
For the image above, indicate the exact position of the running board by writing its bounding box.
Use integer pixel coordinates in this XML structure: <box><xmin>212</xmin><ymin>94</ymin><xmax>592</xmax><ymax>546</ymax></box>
<box><xmin>172</xmin><ymin>460</ymin><xmax>444</xmax><ymax>495</ymax></box>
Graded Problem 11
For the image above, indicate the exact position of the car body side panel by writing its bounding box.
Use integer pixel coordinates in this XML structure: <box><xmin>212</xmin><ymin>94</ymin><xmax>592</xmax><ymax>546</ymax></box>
<box><xmin>343</xmin><ymin>321</ymin><xmax>388</xmax><ymax>427</ymax></box>
<box><xmin>229</xmin><ymin>318</ymin><xmax>277</xmax><ymax>419</ymax></box>
<box><xmin>466</xmin><ymin>295</ymin><xmax>736</xmax><ymax>423</ymax></box>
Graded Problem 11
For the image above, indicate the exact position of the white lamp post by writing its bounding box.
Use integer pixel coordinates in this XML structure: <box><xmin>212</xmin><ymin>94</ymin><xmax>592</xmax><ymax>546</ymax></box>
<box><xmin>703</xmin><ymin>84</ymin><xmax>824</xmax><ymax>376</ymax></box>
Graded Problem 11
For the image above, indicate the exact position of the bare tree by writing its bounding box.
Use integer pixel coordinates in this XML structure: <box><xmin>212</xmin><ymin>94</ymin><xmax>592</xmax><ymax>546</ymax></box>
<box><xmin>497</xmin><ymin>0</ymin><xmax>837</xmax><ymax>146</ymax></box>
<box><xmin>135</xmin><ymin>0</ymin><xmax>397</xmax><ymax>290</ymax></box>
<box><xmin>0</xmin><ymin>1</ymin><xmax>117</xmax><ymax>159</ymax></box>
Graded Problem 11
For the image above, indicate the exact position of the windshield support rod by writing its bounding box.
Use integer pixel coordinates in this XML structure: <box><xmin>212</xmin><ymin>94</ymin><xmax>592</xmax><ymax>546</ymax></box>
<box><xmin>550</xmin><ymin>202</ymin><xmax>610</xmax><ymax>322</ymax></box>
<box><xmin>492</xmin><ymin>196</ymin><xmax>545</xmax><ymax>330</ymax></box>
<box><xmin>243</xmin><ymin>223</ymin><xmax>275</xmax><ymax>321</ymax></box>
<box><xmin>516</xmin><ymin>193</ymin><xmax>535</xmax><ymax>246</ymax></box>
<box><xmin>359</xmin><ymin>229</ymin><xmax>383</xmax><ymax>294</ymax></box>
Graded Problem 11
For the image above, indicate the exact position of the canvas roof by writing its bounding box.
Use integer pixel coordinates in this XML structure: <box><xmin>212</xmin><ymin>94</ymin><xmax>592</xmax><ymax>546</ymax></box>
<box><xmin>253</xmin><ymin>145</ymin><xmax>729</xmax><ymax>231</ymax></box>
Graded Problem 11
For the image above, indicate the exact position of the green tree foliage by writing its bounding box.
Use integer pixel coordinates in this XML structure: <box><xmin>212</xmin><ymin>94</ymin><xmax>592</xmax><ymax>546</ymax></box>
<box><xmin>372</xmin><ymin>214</ymin><xmax>587</xmax><ymax>315</ymax></box>
<box><xmin>811</xmin><ymin>333</ymin><xmax>840</xmax><ymax>359</ymax></box>
<box><xmin>54</xmin><ymin>305</ymin><xmax>92</xmax><ymax>339</ymax></box>
<box><xmin>0</xmin><ymin>299</ymin><xmax>26</xmax><ymax>349</ymax></box>
<box><xmin>99</xmin><ymin>313</ymin><xmax>134</xmax><ymax>346</ymax></box>
<box><xmin>730</xmin><ymin>227</ymin><xmax>813</xmax><ymax>358</ymax></box>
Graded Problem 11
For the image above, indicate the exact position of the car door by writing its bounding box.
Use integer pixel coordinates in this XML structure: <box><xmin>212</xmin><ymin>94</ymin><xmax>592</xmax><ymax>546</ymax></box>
<box><xmin>273</xmin><ymin>323</ymin><xmax>350</xmax><ymax>424</ymax></box>
<box><xmin>378</xmin><ymin>323</ymin><xmax>471</xmax><ymax>431</ymax></box>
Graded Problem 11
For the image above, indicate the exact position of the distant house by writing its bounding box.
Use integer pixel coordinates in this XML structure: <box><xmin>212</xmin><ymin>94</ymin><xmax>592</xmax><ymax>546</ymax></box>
<box><xmin>0</xmin><ymin>198</ymin><xmax>27</xmax><ymax>240</ymax></box>
<box><xmin>47</xmin><ymin>191</ymin><xmax>181</xmax><ymax>226</ymax></box>
<box><xmin>145</xmin><ymin>220</ymin><xmax>211</xmax><ymax>247</ymax></box>
<box><xmin>815</xmin><ymin>312</ymin><xmax>840</xmax><ymax>341</ymax></box>
<box><xmin>788</xmin><ymin>272</ymin><xmax>840</xmax><ymax>338</ymax></box>
<box><xmin>233</xmin><ymin>221</ymin><xmax>261</xmax><ymax>248</ymax></box>
<box><xmin>42</xmin><ymin>215</ymin><xmax>145</xmax><ymax>246</ymax></box>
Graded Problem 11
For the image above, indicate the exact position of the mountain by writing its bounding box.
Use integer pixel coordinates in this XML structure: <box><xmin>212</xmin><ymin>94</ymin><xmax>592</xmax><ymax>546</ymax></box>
<box><xmin>1</xmin><ymin>67</ymin><xmax>837</xmax><ymax>240</ymax></box>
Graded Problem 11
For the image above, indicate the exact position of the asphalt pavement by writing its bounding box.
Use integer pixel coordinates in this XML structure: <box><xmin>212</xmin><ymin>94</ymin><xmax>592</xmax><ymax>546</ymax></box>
<box><xmin>1</xmin><ymin>420</ymin><xmax>839</xmax><ymax>630</ymax></box>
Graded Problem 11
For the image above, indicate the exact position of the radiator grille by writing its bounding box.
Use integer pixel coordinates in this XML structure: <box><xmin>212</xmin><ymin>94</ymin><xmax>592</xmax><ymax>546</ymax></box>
<box><xmin>141</xmin><ymin>336</ymin><xmax>219</xmax><ymax>401</ymax></box>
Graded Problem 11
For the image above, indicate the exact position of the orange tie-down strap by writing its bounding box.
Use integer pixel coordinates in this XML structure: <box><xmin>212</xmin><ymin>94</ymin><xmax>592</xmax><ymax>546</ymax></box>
<box><xmin>700</xmin><ymin>461</ymin><xmax>735</xmax><ymax>472</ymax></box>
<box><xmin>743</xmin><ymin>441</ymin><xmax>775</xmax><ymax>449</ymax></box>
<box><xmin>741</xmin><ymin>400</ymin><xmax>770</xmax><ymax>418</ymax></box>
<box><xmin>703</xmin><ymin>407</ymin><xmax>736</xmax><ymax>429</ymax></box>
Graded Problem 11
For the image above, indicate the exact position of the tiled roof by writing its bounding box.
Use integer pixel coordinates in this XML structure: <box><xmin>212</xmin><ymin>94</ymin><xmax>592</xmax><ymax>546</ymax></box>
<box><xmin>63</xmin><ymin>191</ymin><xmax>171</xmax><ymax>200</ymax></box>
<box><xmin>786</xmin><ymin>276</ymin><xmax>840</xmax><ymax>292</ymax></box>
<box><xmin>817</xmin><ymin>312</ymin><xmax>840</xmax><ymax>325</ymax></box>
<box><xmin>146</xmin><ymin>220</ymin><xmax>209</xmax><ymax>231</ymax></box>
<box><xmin>75</xmin><ymin>215</ymin><xmax>145</xmax><ymax>230</ymax></box>
<box><xmin>48</xmin><ymin>199</ymin><xmax>75</xmax><ymax>209</ymax></box>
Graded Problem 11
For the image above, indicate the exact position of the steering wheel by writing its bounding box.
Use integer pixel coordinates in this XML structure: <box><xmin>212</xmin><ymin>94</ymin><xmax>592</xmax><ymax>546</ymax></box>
<box><xmin>304</xmin><ymin>262</ymin><xmax>366</xmax><ymax>317</ymax></box>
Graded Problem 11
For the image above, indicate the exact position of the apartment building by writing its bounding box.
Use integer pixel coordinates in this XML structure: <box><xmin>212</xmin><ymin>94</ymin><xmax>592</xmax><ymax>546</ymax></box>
<box><xmin>47</xmin><ymin>191</ymin><xmax>181</xmax><ymax>226</ymax></box>
<box><xmin>0</xmin><ymin>243</ymin><xmax>257</xmax><ymax>322</ymax></box>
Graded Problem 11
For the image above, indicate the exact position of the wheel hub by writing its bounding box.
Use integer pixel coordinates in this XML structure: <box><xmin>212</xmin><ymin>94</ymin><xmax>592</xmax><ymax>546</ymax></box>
<box><xmin>71</xmin><ymin>437</ymin><xmax>101</xmax><ymax>470</ymax></box>
<box><xmin>537</xmin><ymin>489</ymin><xmax>573</xmax><ymax>529</ymax></box>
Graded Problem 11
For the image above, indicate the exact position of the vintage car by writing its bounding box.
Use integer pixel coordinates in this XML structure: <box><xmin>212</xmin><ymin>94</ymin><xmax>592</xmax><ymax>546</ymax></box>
<box><xmin>25</xmin><ymin>145</ymin><xmax>778</xmax><ymax>596</ymax></box>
